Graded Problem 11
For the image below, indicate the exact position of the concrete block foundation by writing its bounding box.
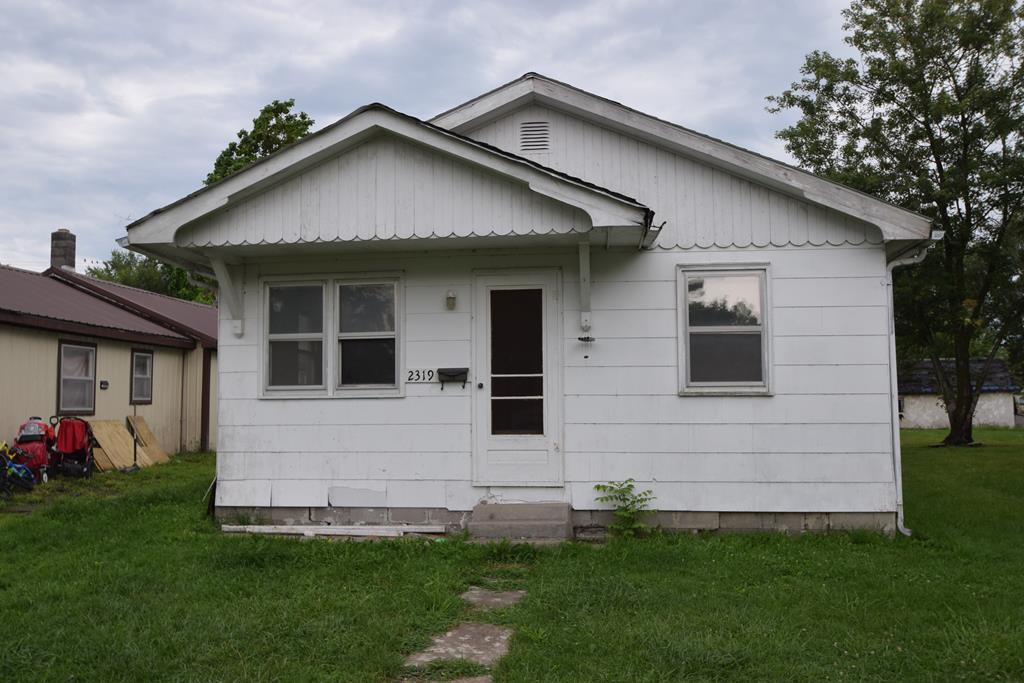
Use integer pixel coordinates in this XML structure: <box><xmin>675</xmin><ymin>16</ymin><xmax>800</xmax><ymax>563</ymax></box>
<box><xmin>216</xmin><ymin>506</ymin><xmax>897</xmax><ymax>537</ymax></box>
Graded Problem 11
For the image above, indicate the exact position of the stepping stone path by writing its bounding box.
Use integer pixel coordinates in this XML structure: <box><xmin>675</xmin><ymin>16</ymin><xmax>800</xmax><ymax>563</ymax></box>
<box><xmin>402</xmin><ymin>585</ymin><xmax>526</xmax><ymax>681</ymax></box>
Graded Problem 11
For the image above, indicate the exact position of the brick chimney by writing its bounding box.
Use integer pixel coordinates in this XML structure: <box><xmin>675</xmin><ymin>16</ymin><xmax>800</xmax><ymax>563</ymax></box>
<box><xmin>50</xmin><ymin>228</ymin><xmax>76</xmax><ymax>271</ymax></box>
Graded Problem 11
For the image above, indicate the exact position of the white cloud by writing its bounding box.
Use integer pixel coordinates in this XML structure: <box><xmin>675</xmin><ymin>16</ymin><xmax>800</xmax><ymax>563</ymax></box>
<box><xmin>0</xmin><ymin>0</ymin><xmax>850</xmax><ymax>271</ymax></box>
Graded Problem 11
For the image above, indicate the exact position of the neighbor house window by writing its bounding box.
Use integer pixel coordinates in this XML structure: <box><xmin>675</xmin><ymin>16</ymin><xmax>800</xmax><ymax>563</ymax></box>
<box><xmin>131</xmin><ymin>350</ymin><xmax>154</xmax><ymax>404</ymax></box>
<box><xmin>266</xmin><ymin>283</ymin><xmax>325</xmax><ymax>389</ymax></box>
<box><xmin>59</xmin><ymin>341</ymin><xmax>96</xmax><ymax>414</ymax></box>
<box><xmin>337</xmin><ymin>281</ymin><xmax>398</xmax><ymax>387</ymax></box>
<box><xmin>678</xmin><ymin>265</ymin><xmax>769</xmax><ymax>393</ymax></box>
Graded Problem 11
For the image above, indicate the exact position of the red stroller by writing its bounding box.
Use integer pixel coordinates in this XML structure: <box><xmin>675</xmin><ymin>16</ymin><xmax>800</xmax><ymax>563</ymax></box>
<box><xmin>13</xmin><ymin>416</ymin><xmax>53</xmax><ymax>483</ymax></box>
<box><xmin>51</xmin><ymin>417</ymin><xmax>94</xmax><ymax>478</ymax></box>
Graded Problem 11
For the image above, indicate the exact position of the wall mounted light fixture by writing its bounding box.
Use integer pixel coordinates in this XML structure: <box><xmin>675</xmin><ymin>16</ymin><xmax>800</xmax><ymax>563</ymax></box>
<box><xmin>445</xmin><ymin>290</ymin><xmax>457</xmax><ymax>310</ymax></box>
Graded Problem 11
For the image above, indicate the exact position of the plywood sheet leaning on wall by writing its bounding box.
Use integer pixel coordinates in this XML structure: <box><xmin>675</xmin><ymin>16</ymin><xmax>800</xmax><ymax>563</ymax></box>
<box><xmin>90</xmin><ymin>420</ymin><xmax>154</xmax><ymax>469</ymax></box>
<box><xmin>91</xmin><ymin>447</ymin><xmax>116</xmax><ymax>472</ymax></box>
<box><xmin>126</xmin><ymin>416</ymin><xmax>169</xmax><ymax>463</ymax></box>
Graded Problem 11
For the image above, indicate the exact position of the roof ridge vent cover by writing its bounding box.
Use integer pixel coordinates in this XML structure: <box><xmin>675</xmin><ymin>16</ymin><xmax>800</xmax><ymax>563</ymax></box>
<box><xmin>519</xmin><ymin>121</ymin><xmax>550</xmax><ymax>153</ymax></box>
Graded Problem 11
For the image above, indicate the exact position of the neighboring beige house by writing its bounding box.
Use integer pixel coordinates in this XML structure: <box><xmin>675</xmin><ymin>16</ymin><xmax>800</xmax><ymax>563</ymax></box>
<box><xmin>0</xmin><ymin>230</ymin><xmax>218</xmax><ymax>452</ymax></box>
<box><xmin>898</xmin><ymin>359</ymin><xmax>1021</xmax><ymax>429</ymax></box>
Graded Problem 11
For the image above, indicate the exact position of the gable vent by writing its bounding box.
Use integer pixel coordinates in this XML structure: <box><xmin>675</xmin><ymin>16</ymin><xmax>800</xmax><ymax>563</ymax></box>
<box><xmin>519</xmin><ymin>121</ymin><xmax>550</xmax><ymax>153</ymax></box>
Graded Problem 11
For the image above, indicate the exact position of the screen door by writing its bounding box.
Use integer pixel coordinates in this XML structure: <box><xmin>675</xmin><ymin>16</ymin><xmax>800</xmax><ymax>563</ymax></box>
<box><xmin>473</xmin><ymin>270</ymin><xmax>562</xmax><ymax>486</ymax></box>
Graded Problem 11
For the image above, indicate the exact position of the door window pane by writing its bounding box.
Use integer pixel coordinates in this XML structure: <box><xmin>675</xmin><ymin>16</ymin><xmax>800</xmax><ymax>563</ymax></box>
<box><xmin>269</xmin><ymin>340</ymin><xmax>323</xmax><ymax>386</ymax></box>
<box><xmin>339</xmin><ymin>338</ymin><xmax>396</xmax><ymax>385</ymax></box>
<box><xmin>492</xmin><ymin>376</ymin><xmax>543</xmax><ymax>397</ymax></box>
<box><xmin>689</xmin><ymin>333</ymin><xmax>762</xmax><ymax>383</ymax></box>
<box><xmin>269</xmin><ymin>286</ymin><xmax>323</xmax><ymax>334</ymax></box>
<box><xmin>339</xmin><ymin>284</ymin><xmax>395</xmax><ymax>333</ymax></box>
<box><xmin>491</xmin><ymin>399</ymin><xmax>544</xmax><ymax>435</ymax></box>
<box><xmin>687</xmin><ymin>274</ymin><xmax>761</xmax><ymax>326</ymax></box>
<box><xmin>490</xmin><ymin>289</ymin><xmax>542</xmax><ymax>374</ymax></box>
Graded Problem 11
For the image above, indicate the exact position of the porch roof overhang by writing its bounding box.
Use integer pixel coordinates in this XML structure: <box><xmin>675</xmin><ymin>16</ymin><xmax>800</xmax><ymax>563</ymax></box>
<box><xmin>121</xmin><ymin>104</ymin><xmax>655</xmax><ymax>275</ymax></box>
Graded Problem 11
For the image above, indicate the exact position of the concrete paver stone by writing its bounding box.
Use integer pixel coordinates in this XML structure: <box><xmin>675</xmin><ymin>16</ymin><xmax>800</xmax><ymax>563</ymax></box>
<box><xmin>404</xmin><ymin>622</ymin><xmax>513</xmax><ymax>667</ymax></box>
<box><xmin>460</xmin><ymin>586</ymin><xmax>526</xmax><ymax>611</ymax></box>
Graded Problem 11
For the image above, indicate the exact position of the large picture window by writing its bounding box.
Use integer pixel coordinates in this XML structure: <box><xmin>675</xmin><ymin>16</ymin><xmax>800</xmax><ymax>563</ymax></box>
<box><xmin>678</xmin><ymin>265</ymin><xmax>769</xmax><ymax>393</ymax></box>
<box><xmin>266</xmin><ymin>284</ymin><xmax>325</xmax><ymax>389</ymax></box>
<box><xmin>130</xmin><ymin>350</ymin><xmax>154</xmax><ymax>404</ymax></box>
<box><xmin>59</xmin><ymin>342</ymin><xmax>96</xmax><ymax>414</ymax></box>
<box><xmin>337</xmin><ymin>281</ymin><xmax>398</xmax><ymax>388</ymax></box>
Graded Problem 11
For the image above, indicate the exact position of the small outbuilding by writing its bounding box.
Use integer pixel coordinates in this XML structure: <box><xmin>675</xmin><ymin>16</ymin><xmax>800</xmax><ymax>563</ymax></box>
<box><xmin>120</xmin><ymin>73</ymin><xmax>941</xmax><ymax>535</ymax></box>
<box><xmin>898</xmin><ymin>359</ymin><xmax>1021</xmax><ymax>429</ymax></box>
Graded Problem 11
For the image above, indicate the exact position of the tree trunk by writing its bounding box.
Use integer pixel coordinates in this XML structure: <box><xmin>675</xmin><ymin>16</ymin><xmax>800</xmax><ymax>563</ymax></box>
<box><xmin>943</xmin><ymin>332</ymin><xmax>976</xmax><ymax>445</ymax></box>
<box><xmin>944</xmin><ymin>404</ymin><xmax>975</xmax><ymax>445</ymax></box>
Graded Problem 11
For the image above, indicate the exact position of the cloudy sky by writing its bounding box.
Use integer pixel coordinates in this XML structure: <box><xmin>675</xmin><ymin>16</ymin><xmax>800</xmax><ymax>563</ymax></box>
<box><xmin>0</xmin><ymin>0</ymin><xmax>851</xmax><ymax>272</ymax></box>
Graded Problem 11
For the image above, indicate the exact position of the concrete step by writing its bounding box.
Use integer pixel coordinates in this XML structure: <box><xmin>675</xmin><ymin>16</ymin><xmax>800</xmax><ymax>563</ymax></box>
<box><xmin>468</xmin><ymin>519</ymin><xmax>573</xmax><ymax>540</ymax></box>
<box><xmin>471</xmin><ymin>502</ymin><xmax>570</xmax><ymax>522</ymax></box>
<box><xmin>468</xmin><ymin>502</ymin><xmax>573</xmax><ymax>539</ymax></box>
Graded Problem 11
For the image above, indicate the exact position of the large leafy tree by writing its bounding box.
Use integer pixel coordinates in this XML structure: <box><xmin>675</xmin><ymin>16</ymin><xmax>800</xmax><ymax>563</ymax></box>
<box><xmin>94</xmin><ymin>99</ymin><xmax>315</xmax><ymax>303</ymax></box>
<box><xmin>205</xmin><ymin>98</ymin><xmax>314</xmax><ymax>185</ymax></box>
<box><xmin>768</xmin><ymin>0</ymin><xmax>1024</xmax><ymax>445</ymax></box>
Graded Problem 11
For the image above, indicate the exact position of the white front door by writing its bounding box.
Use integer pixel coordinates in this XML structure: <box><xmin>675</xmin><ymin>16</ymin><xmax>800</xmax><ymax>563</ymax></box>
<box><xmin>472</xmin><ymin>270</ymin><xmax>563</xmax><ymax>486</ymax></box>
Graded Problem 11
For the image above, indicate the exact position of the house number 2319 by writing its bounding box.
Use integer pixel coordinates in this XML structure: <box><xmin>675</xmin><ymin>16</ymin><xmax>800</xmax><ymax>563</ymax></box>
<box><xmin>406</xmin><ymin>368</ymin><xmax>436</xmax><ymax>383</ymax></box>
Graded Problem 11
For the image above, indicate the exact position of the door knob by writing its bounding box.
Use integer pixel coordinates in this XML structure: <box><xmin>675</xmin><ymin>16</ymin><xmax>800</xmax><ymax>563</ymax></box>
<box><xmin>477</xmin><ymin>382</ymin><xmax>484</xmax><ymax>389</ymax></box>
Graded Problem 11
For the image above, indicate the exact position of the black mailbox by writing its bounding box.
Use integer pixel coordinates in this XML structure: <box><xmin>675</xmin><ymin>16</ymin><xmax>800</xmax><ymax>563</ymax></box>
<box><xmin>437</xmin><ymin>367</ymin><xmax>469</xmax><ymax>389</ymax></box>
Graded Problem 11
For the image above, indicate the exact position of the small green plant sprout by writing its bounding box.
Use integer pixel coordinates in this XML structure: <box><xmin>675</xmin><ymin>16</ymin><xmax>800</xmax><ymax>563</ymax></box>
<box><xmin>593</xmin><ymin>478</ymin><xmax>656</xmax><ymax>538</ymax></box>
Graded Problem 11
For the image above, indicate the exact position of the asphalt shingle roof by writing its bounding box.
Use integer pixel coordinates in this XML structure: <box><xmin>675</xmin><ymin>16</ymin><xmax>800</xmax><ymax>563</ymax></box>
<box><xmin>898</xmin><ymin>359</ymin><xmax>1021</xmax><ymax>395</ymax></box>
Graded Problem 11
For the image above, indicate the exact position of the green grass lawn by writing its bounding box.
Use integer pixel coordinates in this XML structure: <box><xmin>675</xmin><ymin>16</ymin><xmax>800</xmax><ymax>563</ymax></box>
<box><xmin>1</xmin><ymin>430</ymin><xmax>1022</xmax><ymax>682</ymax></box>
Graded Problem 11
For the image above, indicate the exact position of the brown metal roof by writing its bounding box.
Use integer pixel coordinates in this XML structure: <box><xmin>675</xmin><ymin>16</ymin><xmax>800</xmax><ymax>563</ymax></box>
<box><xmin>48</xmin><ymin>269</ymin><xmax>218</xmax><ymax>346</ymax></box>
<box><xmin>0</xmin><ymin>265</ymin><xmax>194</xmax><ymax>348</ymax></box>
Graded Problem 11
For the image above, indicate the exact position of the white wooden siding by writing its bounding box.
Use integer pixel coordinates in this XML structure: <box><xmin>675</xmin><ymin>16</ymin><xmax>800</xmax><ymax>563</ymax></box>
<box><xmin>215</xmin><ymin>243</ymin><xmax>897</xmax><ymax>513</ymax></box>
<box><xmin>177</xmin><ymin>133</ymin><xmax>591</xmax><ymax>248</ymax></box>
<box><xmin>464</xmin><ymin>103</ymin><xmax>884</xmax><ymax>250</ymax></box>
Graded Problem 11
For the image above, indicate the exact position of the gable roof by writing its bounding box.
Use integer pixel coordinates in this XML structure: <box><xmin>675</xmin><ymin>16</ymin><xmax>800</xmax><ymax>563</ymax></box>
<box><xmin>47</xmin><ymin>268</ymin><xmax>217</xmax><ymax>347</ymax></box>
<box><xmin>431</xmin><ymin>73</ymin><xmax>934</xmax><ymax>243</ymax></box>
<box><xmin>898</xmin><ymin>359</ymin><xmax>1021</xmax><ymax>395</ymax></box>
<box><xmin>122</xmin><ymin>103</ymin><xmax>655</xmax><ymax>265</ymax></box>
<box><xmin>0</xmin><ymin>265</ymin><xmax>194</xmax><ymax>348</ymax></box>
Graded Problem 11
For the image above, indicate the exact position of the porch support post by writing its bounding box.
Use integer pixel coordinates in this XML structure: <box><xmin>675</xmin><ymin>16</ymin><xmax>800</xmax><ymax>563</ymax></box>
<box><xmin>578</xmin><ymin>239</ymin><xmax>592</xmax><ymax>332</ymax></box>
<box><xmin>209</xmin><ymin>257</ymin><xmax>244</xmax><ymax>337</ymax></box>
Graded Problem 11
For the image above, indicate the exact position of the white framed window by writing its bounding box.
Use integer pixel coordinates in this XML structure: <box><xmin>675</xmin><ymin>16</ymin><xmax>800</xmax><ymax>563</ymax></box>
<box><xmin>677</xmin><ymin>264</ymin><xmax>771</xmax><ymax>395</ymax></box>
<box><xmin>130</xmin><ymin>350</ymin><xmax>154</xmax><ymax>404</ymax></box>
<box><xmin>337</xmin><ymin>280</ymin><xmax>399</xmax><ymax>389</ymax></box>
<box><xmin>58</xmin><ymin>341</ymin><xmax>96</xmax><ymax>414</ymax></box>
<box><xmin>260</xmin><ymin>275</ymin><xmax>403</xmax><ymax>397</ymax></box>
<box><xmin>265</xmin><ymin>282</ymin><xmax>326</xmax><ymax>391</ymax></box>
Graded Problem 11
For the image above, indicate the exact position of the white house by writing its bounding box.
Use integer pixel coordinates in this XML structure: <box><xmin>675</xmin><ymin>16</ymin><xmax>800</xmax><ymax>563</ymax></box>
<box><xmin>121</xmin><ymin>74</ymin><xmax>937</xmax><ymax>536</ymax></box>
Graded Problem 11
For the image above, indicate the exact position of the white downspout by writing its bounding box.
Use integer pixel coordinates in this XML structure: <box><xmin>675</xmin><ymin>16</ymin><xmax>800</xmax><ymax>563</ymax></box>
<box><xmin>885</xmin><ymin>239</ymin><xmax>934</xmax><ymax>536</ymax></box>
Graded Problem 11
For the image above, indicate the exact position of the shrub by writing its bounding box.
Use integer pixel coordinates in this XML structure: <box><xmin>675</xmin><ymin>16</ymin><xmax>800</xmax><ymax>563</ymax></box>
<box><xmin>594</xmin><ymin>479</ymin><xmax>656</xmax><ymax>538</ymax></box>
